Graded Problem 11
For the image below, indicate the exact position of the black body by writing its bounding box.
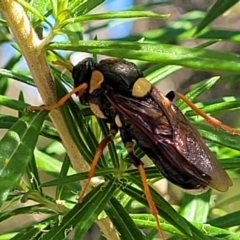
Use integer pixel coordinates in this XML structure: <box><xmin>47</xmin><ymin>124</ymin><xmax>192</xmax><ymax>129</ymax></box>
<box><xmin>72</xmin><ymin>57</ymin><xmax>232</xmax><ymax>193</ymax></box>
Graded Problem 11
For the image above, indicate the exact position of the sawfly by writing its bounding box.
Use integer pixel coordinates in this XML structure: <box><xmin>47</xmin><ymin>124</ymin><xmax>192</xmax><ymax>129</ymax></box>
<box><xmin>30</xmin><ymin>57</ymin><xmax>237</xmax><ymax>239</ymax></box>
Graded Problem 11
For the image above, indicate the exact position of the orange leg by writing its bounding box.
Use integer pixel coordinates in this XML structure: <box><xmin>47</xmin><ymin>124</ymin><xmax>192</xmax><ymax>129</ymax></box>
<box><xmin>28</xmin><ymin>83</ymin><xmax>88</xmax><ymax>111</ymax></box>
<box><xmin>175</xmin><ymin>92</ymin><xmax>240</xmax><ymax>135</ymax></box>
<box><xmin>126</xmin><ymin>143</ymin><xmax>165</xmax><ymax>240</ymax></box>
<box><xmin>138</xmin><ymin>165</ymin><xmax>165</xmax><ymax>240</ymax></box>
<box><xmin>78</xmin><ymin>132</ymin><xmax>116</xmax><ymax>203</ymax></box>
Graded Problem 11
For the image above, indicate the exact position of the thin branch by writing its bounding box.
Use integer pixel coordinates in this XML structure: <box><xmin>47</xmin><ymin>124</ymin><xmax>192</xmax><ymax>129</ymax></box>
<box><xmin>0</xmin><ymin>0</ymin><xmax>88</xmax><ymax>174</ymax></box>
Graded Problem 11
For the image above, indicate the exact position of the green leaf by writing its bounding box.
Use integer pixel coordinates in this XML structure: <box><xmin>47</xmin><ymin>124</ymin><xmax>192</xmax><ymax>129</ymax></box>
<box><xmin>219</xmin><ymin>158</ymin><xmax>240</xmax><ymax>170</ymax></box>
<box><xmin>132</xmin><ymin>214</ymin><xmax>183</xmax><ymax>236</ymax></box>
<box><xmin>0</xmin><ymin>110</ymin><xmax>48</xmax><ymax>206</ymax></box>
<box><xmin>61</xmin><ymin>11</ymin><xmax>169</xmax><ymax>26</ymax></box>
<box><xmin>0</xmin><ymin>69</ymin><xmax>35</xmax><ymax>86</ymax></box>
<box><xmin>97</xmin><ymin>119</ymin><xmax>119</xmax><ymax>168</ymax></box>
<box><xmin>0</xmin><ymin>233</ymin><xmax>17</xmax><ymax>239</ymax></box>
<box><xmin>0</xmin><ymin>114</ymin><xmax>17</xmax><ymax>128</ymax></box>
<box><xmin>105</xmin><ymin>197</ymin><xmax>146</xmax><ymax>240</ymax></box>
<box><xmin>0</xmin><ymin>114</ymin><xmax>60</xmax><ymax>142</ymax></box>
<box><xmin>191</xmin><ymin>222</ymin><xmax>240</xmax><ymax>240</ymax></box>
<box><xmin>32</xmin><ymin>0</ymin><xmax>50</xmax><ymax>17</ymax></box>
<box><xmin>179</xmin><ymin>191</ymin><xmax>211</xmax><ymax>223</ymax></box>
<box><xmin>50</xmin><ymin>0</ymin><xmax>58</xmax><ymax>17</ymax></box>
<box><xmin>125</xmin><ymin>11</ymin><xmax>204</xmax><ymax>43</ymax></box>
<box><xmin>10</xmin><ymin>216</ymin><xmax>58</xmax><ymax>240</ymax></box>
<box><xmin>195</xmin><ymin>0</ymin><xmax>239</xmax><ymax>34</ymax></box>
<box><xmin>35</xmin><ymin>149</ymin><xmax>75</xmax><ymax>177</ymax></box>
<box><xmin>130</xmin><ymin>1</ymin><xmax>168</xmax><ymax>11</ymax></box>
<box><xmin>194</xmin><ymin>123</ymin><xmax>240</xmax><ymax>151</ymax></box>
<box><xmin>0</xmin><ymin>205</ymin><xmax>56</xmax><ymax>222</ymax></box>
<box><xmin>0</xmin><ymin>53</ymin><xmax>22</xmax><ymax>95</ymax></box>
<box><xmin>69</xmin><ymin>0</ymin><xmax>105</xmax><ymax>16</ymax></box>
<box><xmin>144</xmin><ymin>64</ymin><xmax>182</xmax><ymax>85</ymax></box>
<box><xmin>124</xmin><ymin>178</ymin><xmax>209</xmax><ymax>240</ymax></box>
<box><xmin>0</xmin><ymin>75</ymin><xmax>8</xmax><ymax>95</ymax></box>
<box><xmin>41</xmin><ymin>168</ymin><xmax>116</xmax><ymax>187</ymax></box>
<box><xmin>40</xmin><ymin>179</ymin><xmax>118</xmax><ymax>239</ymax></box>
<box><xmin>208</xmin><ymin>210</ymin><xmax>240</xmax><ymax>228</ymax></box>
<box><xmin>0</xmin><ymin>95</ymin><xmax>28</xmax><ymax>112</ymax></box>
<box><xmin>184</xmin><ymin>97</ymin><xmax>240</xmax><ymax>116</ymax></box>
<box><xmin>134</xmin><ymin>216</ymin><xmax>240</xmax><ymax>239</ymax></box>
<box><xmin>176</xmin><ymin>76</ymin><xmax>220</xmax><ymax>110</ymax></box>
<box><xmin>50</xmin><ymin>40</ymin><xmax>240</xmax><ymax>73</ymax></box>
<box><xmin>27</xmin><ymin>153</ymin><xmax>42</xmax><ymax>193</ymax></box>
<box><xmin>198</xmin><ymin>29</ymin><xmax>240</xmax><ymax>43</ymax></box>
<box><xmin>16</xmin><ymin>0</ymin><xmax>46</xmax><ymax>21</ymax></box>
<box><xmin>55</xmin><ymin>154</ymin><xmax>71</xmax><ymax>199</ymax></box>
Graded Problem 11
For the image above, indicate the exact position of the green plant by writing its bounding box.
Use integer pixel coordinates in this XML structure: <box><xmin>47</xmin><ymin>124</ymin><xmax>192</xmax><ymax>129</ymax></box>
<box><xmin>0</xmin><ymin>0</ymin><xmax>240</xmax><ymax>239</ymax></box>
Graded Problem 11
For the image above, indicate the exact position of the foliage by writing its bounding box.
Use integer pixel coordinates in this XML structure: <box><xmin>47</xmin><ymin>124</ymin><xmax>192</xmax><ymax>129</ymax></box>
<box><xmin>0</xmin><ymin>0</ymin><xmax>240</xmax><ymax>239</ymax></box>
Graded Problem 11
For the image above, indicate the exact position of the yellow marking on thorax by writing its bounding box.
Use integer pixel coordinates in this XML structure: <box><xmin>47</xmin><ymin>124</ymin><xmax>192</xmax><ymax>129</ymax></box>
<box><xmin>132</xmin><ymin>77</ymin><xmax>151</xmax><ymax>97</ymax></box>
<box><xmin>89</xmin><ymin>70</ymin><xmax>104</xmax><ymax>94</ymax></box>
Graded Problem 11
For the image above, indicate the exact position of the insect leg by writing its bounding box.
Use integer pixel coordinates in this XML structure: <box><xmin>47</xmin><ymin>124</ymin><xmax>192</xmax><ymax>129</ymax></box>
<box><xmin>124</xmin><ymin>141</ymin><xmax>165</xmax><ymax>239</ymax></box>
<box><xmin>78</xmin><ymin>125</ymin><xmax>117</xmax><ymax>203</ymax></box>
<box><xmin>28</xmin><ymin>83</ymin><xmax>88</xmax><ymax>111</ymax></box>
<box><xmin>120</xmin><ymin>125</ymin><xmax>165</xmax><ymax>239</ymax></box>
<box><xmin>175</xmin><ymin>91</ymin><xmax>240</xmax><ymax>135</ymax></box>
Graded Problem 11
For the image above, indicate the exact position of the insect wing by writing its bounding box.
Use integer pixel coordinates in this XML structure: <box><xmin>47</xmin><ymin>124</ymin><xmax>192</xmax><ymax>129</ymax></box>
<box><xmin>105</xmin><ymin>88</ymin><xmax>232</xmax><ymax>192</ymax></box>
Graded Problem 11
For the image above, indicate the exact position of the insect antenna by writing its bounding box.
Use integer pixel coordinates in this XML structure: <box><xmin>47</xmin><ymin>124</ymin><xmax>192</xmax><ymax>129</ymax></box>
<box><xmin>52</xmin><ymin>60</ymin><xmax>73</xmax><ymax>72</ymax></box>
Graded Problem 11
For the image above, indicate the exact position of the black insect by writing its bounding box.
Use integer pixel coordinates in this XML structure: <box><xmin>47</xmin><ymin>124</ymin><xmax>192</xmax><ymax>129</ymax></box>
<box><xmin>72</xmin><ymin>57</ymin><xmax>232</xmax><ymax>193</ymax></box>
<box><xmin>30</xmin><ymin>57</ymin><xmax>233</xmax><ymax>239</ymax></box>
